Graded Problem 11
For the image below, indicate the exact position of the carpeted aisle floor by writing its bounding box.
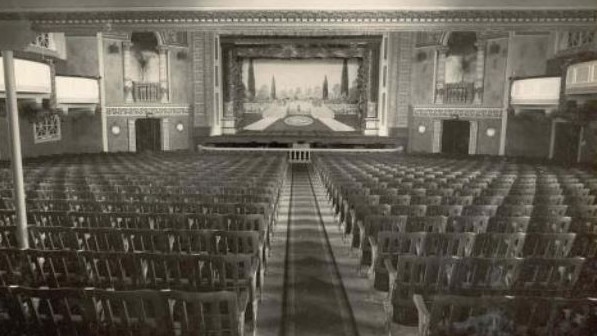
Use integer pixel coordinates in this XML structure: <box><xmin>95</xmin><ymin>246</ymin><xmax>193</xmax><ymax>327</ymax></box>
<box><xmin>280</xmin><ymin>164</ymin><xmax>359</xmax><ymax>336</ymax></box>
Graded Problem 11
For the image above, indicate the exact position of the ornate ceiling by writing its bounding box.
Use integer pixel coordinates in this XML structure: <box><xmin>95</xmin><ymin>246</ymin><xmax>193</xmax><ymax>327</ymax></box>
<box><xmin>0</xmin><ymin>1</ymin><xmax>595</xmax><ymax>32</ymax></box>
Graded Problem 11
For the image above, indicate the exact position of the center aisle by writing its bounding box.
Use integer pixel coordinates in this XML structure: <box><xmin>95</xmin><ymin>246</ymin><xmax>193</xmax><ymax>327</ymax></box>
<box><xmin>281</xmin><ymin>164</ymin><xmax>359</xmax><ymax>336</ymax></box>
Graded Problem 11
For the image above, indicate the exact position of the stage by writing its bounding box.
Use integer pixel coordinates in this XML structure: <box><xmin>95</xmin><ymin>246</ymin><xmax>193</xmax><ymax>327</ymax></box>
<box><xmin>194</xmin><ymin>133</ymin><xmax>405</xmax><ymax>148</ymax></box>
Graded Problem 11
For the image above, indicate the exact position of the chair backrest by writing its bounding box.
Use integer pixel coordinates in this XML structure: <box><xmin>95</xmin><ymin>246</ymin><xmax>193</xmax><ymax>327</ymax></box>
<box><xmin>534</xmin><ymin>195</ymin><xmax>565</xmax><ymax>205</ymax></box>
<box><xmin>503</xmin><ymin>195</ymin><xmax>535</xmax><ymax>205</ymax></box>
<box><xmin>406</xmin><ymin>216</ymin><xmax>448</xmax><ymax>233</ymax></box>
<box><xmin>24</xmin><ymin>249</ymin><xmax>84</xmax><ymax>287</ymax></box>
<box><xmin>214</xmin><ymin>230</ymin><xmax>261</xmax><ymax>257</ymax></box>
<box><xmin>528</xmin><ymin>216</ymin><xmax>571</xmax><ymax>233</ymax></box>
<box><xmin>391</xmin><ymin>205</ymin><xmax>427</xmax><ymax>217</ymax></box>
<box><xmin>8</xmin><ymin>286</ymin><xmax>91</xmax><ymax>335</ymax></box>
<box><xmin>515</xmin><ymin>257</ymin><xmax>585</xmax><ymax>294</ymax></box>
<box><xmin>423</xmin><ymin>233</ymin><xmax>476</xmax><ymax>257</ymax></box>
<box><xmin>378</xmin><ymin>232</ymin><xmax>427</xmax><ymax>256</ymax></box>
<box><xmin>426</xmin><ymin>205</ymin><xmax>463</xmax><ymax>217</ymax></box>
<box><xmin>532</xmin><ymin>205</ymin><xmax>568</xmax><ymax>217</ymax></box>
<box><xmin>522</xmin><ymin>233</ymin><xmax>576</xmax><ymax>258</ymax></box>
<box><xmin>161</xmin><ymin>289</ymin><xmax>243</xmax><ymax>336</ymax></box>
<box><xmin>568</xmin><ymin>205</ymin><xmax>597</xmax><ymax>218</ymax></box>
<box><xmin>463</xmin><ymin>205</ymin><xmax>498</xmax><ymax>216</ymax></box>
<box><xmin>447</xmin><ymin>216</ymin><xmax>490</xmax><ymax>233</ymax></box>
<box><xmin>472</xmin><ymin>233</ymin><xmax>526</xmax><ymax>258</ymax></box>
<box><xmin>424</xmin><ymin>294</ymin><xmax>518</xmax><ymax>336</ymax></box>
<box><xmin>78</xmin><ymin>250</ymin><xmax>139</xmax><ymax>289</ymax></box>
<box><xmin>442</xmin><ymin>195</ymin><xmax>473</xmax><ymax>206</ymax></box>
<box><xmin>186</xmin><ymin>213</ymin><xmax>226</xmax><ymax>231</ymax></box>
<box><xmin>487</xmin><ymin>216</ymin><xmax>530</xmax><ymax>233</ymax></box>
<box><xmin>364</xmin><ymin>215</ymin><xmax>408</xmax><ymax>237</ymax></box>
<box><xmin>570</xmin><ymin>233</ymin><xmax>597</xmax><ymax>258</ymax></box>
<box><xmin>451</xmin><ymin>257</ymin><xmax>523</xmax><ymax>294</ymax></box>
<box><xmin>86</xmin><ymin>287</ymin><xmax>166</xmax><ymax>335</ymax></box>
<box><xmin>497</xmin><ymin>205</ymin><xmax>534</xmax><ymax>217</ymax></box>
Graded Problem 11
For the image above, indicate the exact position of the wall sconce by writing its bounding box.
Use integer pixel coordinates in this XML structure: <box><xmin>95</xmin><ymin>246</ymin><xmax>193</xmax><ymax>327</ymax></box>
<box><xmin>418</xmin><ymin>125</ymin><xmax>426</xmax><ymax>134</ymax></box>
<box><xmin>486</xmin><ymin>128</ymin><xmax>496</xmax><ymax>137</ymax></box>
<box><xmin>176</xmin><ymin>123</ymin><xmax>184</xmax><ymax>132</ymax></box>
<box><xmin>111</xmin><ymin>125</ymin><xmax>121</xmax><ymax>135</ymax></box>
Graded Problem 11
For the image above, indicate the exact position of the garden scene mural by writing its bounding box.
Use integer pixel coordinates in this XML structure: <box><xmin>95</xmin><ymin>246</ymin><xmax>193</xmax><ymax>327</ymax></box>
<box><xmin>238</xmin><ymin>58</ymin><xmax>361</xmax><ymax>133</ymax></box>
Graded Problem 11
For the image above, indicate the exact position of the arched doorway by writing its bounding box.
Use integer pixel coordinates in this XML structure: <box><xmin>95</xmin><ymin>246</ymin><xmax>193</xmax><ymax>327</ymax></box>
<box><xmin>441</xmin><ymin>119</ymin><xmax>470</xmax><ymax>155</ymax></box>
<box><xmin>135</xmin><ymin>118</ymin><xmax>161</xmax><ymax>152</ymax></box>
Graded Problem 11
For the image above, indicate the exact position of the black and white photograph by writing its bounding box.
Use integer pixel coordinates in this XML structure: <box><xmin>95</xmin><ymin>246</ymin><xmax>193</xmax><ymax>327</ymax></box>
<box><xmin>0</xmin><ymin>0</ymin><xmax>596</xmax><ymax>335</ymax></box>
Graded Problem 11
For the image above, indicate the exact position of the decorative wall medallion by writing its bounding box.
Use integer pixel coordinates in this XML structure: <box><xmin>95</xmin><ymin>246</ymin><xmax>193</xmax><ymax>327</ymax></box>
<box><xmin>111</xmin><ymin>125</ymin><xmax>121</xmax><ymax>135</ymax></box>
<box><xmin>284</xmin><ymin>115</ymin><xmax>314</xmax><ymax>127</ymax></box>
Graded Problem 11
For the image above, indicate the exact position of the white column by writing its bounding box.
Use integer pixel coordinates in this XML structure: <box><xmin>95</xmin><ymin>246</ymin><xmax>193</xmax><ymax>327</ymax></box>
<box><xmin>3</xmin><ymin>51</ymin><xmax>28</xmax><ymax>248</ymax></box>
<box><xmin>577</xmin><ymin>126</ymin><xmax>584</xmax><ymax>163</ymax></box>
<box><xmin>128</xmin><ymin>119</ymin><xmax>136</xmax><ymax>152</ymax></box>
<box><xmin>435</xmin><ymin>46</ymin><xmax>449</xmax><ymax>104</ymax></box>
<box><xmin>549</xmin><ymin>120</ymin><xmax>557</xmax><ymax>159</ymax></box>
<box><xmin>432</xmin><ymin>120</ymin><xmax>442</xmax><ymax>153</ymax></box>
<box><xmin>377</xmin><ymin>34</ymin><xmax>390</xmax><ymax>136</ymax></box>
<box><xmin>473</xmin><ymin>38</ymin><xmax>487</xmax><ymax>105</ymax></box>
<box><xmin>158</xmin><ymin>45</ymin><xmax>169</xmax><ymax>103</ymax></box>
<box><xmin>499</xmin><ymin>32</ymin><xmax>515</xmax><ymax>156</ymax></box>
<box><xmin>468</xmin><ymin>120</ymin><xmax>479</xmax><ymax>155</ymax></box>
<box><xmin>162</xmin><ymin>118</ymin><xmax>170</xmax><ymax>151</ymax></box>
<box><xmin>97</xmin><ymin>33</ymin><xmax>108</xmax><ymax>152</ymax></box>
<box><xmin>122</xmin><ymin>41</ymin><xmax>134</xmax><ymax>102</ymax></box>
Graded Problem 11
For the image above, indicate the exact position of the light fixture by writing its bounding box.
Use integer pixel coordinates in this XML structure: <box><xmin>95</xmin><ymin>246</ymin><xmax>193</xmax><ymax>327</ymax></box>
<box><xmin>418</xmin><ymin>125</ymin><xmax>426</xmax><ymax>134</ymax></box>
<box><xmin>111</xmin><ymin>125</ymin><xmax>121</xmax><ymax>135</ymax></box>
<box><xmin>486</xmin><ymin>128</ymin><xmax>496</xmax><ymax>137</ymax></box>
<box><xmin>176</xmin><ymin>123</ymin><xmax>184</xmax><ymax>132</ymax></box>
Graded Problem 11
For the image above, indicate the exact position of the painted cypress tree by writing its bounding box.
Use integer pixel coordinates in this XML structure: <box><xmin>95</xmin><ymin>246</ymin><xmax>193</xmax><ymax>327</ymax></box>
<box><xmin>270</xmin><ymin>76</ymin><xmax>276</xmax><ymax>100</ymax></box>
<box><xmin>322</xmin><ymin>76</ymin><xmax>329</xmax><ymax>100</ymax></box>
<box><xmin>248</xmin><ymin>59</ymin><xmax>256</xmax><ymax>100</ymax></box>
<box><xmin>341</xmin><ymin>58</ymin><xmax>349</xmax><ymax>97</ymax></box>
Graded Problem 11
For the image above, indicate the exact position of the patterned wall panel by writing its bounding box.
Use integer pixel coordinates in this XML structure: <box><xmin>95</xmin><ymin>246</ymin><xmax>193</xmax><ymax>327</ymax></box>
<box><xmin>387</xmin><ymin>32</ymin><xmax>414</xmax><ymax>128</ymax></box>
<box><xmin>191</xmin><ymin>31</ymin><xmax>215</xmax><ymax>127</ymax></box>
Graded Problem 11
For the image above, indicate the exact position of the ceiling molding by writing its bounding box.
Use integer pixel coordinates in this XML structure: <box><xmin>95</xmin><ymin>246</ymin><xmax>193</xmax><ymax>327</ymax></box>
<box><xmin>0</xmin><ymin>9</ymin><xmax>590</xmax><ymax>33</ymax></box>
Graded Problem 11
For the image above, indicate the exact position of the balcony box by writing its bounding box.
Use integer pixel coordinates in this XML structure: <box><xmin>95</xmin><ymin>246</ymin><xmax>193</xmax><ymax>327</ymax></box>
<box><xmin>566</xmin><ymin>60</ymin><xmax>597</xmax><ymax>95</ymax></box>
<box><xmin>56</xmin><ymin>76</ymin><xmax>99</xmax><ymax>115</ymax></box>
<box><xmin>0</xmin><ymin>57</ymin><xmax>51</xmax><ymax>98</ymax></box>
<box><xmin>511</xmin><ymin>77</ymin><xmax>561</xmax><ymax>115</ymax></box>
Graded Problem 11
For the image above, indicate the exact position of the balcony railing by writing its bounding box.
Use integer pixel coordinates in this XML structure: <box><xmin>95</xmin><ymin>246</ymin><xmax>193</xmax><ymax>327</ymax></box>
<box><xmin>133</xmin><ymin>82</ymin><xmax>161</xmax><ymax>102</ymax></box>
<box><xmin>445</xmin><ymin>82</ymin><xmax>474</xmax><ymax>104</ymax></box>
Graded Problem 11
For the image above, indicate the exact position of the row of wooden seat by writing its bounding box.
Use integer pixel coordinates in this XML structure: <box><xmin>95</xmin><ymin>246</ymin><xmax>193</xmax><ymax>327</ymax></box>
<box><xmin>0</xmin><ymin>152</ymin><xmax>289</xmax><ymax>335</ymax></box>
<box><xmin>0</xmin><ymin>285</ymin><xmax>247</xmax><ymax>336</ymax></box>
<box><xmin>385</xmin><ymin>255</ymin><xmax>592</xmax><ymax>325</ymax></box>
<box><xmin>312</xmin><ymin>153</ymin><xmax>597</xmax><ymax>334</ymax></box>
<box><xmin>413</xmin><ymin>294</ymin><xmax>597</xmax><ymax>336</ymax></box>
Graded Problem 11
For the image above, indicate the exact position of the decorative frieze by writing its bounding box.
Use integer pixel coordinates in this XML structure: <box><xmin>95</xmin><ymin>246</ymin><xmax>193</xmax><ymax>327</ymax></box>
<box><xmin>106</xmin><ymin>105</ymin><xmax>190</xmax><ymax>117</ymax></box>
<box><xmin>23</xmin><ymin>10</ymin><xmax>597</xmax><ymax>27</ymax></box>
<box><xmin>412</xmin><ymin>107</ymin><xmax>503</xmax><ymax>119</ymax></box>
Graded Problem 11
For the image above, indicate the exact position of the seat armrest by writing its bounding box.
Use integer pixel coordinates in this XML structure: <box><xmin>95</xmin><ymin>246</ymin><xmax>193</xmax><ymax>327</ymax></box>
<box><xmin>384</xmin><ymin>257</ymin><xmax>398</xmax><ymax>295</ymax></box>
<box><xmin>413</xmin><ymin>294</ymin><xmax>430</xmax><ymax>336</ymax></box>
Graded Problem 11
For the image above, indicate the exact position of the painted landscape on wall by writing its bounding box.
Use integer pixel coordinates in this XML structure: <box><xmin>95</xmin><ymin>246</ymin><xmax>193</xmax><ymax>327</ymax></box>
<box><xmin>238</xmin><ymin>58</ymin><xmax>361</xmax><ymax>134</ymax></box>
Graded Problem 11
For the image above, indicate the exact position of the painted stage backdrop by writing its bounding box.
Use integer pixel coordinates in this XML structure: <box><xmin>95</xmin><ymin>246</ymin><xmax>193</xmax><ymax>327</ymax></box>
<box><xmin>239</xmin><ymin>59</ymin><xmax>361</xmax><ymax>133</ymax></box>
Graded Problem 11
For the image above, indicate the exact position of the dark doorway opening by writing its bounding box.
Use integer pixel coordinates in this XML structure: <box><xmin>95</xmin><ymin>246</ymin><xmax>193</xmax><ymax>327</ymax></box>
<box><xmin>135</xmin><ymin>118</ymin><xmax>162</xmax><ymax>152</ymax></box>
<box><xmin>441</xmin><ymin>119</ymin><xmax>470</xmax><ymax>155</ymax></box>
<box><xmin>553</xmin><ymin>122</ymin><xmax>580</xmax><ymax>164</ymax></box>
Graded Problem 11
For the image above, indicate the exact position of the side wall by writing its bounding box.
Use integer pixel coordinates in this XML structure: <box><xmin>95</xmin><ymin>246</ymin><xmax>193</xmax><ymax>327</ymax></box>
<box><xmin>0</xmin><ymin>114</ymin><xmax>103</xmax><ymax>159</ymax></box>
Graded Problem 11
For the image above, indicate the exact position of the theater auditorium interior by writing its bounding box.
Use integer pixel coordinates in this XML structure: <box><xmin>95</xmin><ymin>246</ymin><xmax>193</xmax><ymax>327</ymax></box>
<box><xmin>1</xmin><ymin>0</ymin><xmax>597</xmax><ymax>335</ymax></box>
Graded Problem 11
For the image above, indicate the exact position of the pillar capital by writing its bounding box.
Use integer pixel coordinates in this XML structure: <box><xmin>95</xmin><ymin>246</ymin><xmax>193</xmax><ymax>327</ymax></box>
<box><xmin>157</xmin><ymin>45</ymin><xmax>169</xmax><ymax>54</ymax></box>
<box><xmin>437</xmin><ymin>45</ymin><xmax>450</xmax><ymax>54</ymax></box>
<box><xmin>122</xmin><ymin>41</ymin><xmax>133</xmax><ymax>50</ymax></box>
